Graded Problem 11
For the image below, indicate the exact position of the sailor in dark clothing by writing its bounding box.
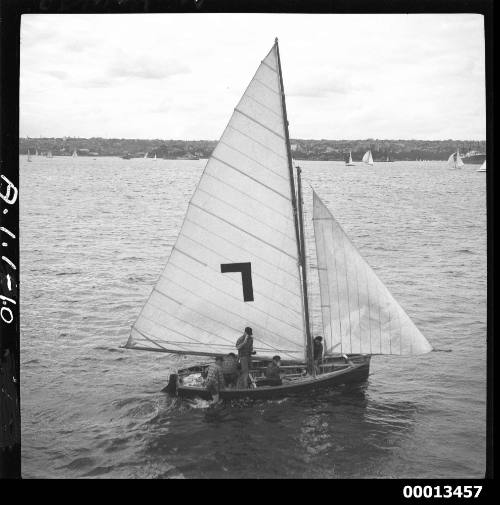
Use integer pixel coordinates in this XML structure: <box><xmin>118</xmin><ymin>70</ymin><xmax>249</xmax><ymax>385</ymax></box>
<box><xmin>313</xmin><ymin>336</ymin><xmax>323</xmax><ymax>374</ymax></box>
<box><xmin>205</xmin><ymin>355</ymin><xmax>225</xmax><ymax>404</ymax></box>
<box><xmin>261</xmin><ymin>355</ymin><xmax>282</xmax><ymax>386</ymax></box>
<box><xmin>236</xmin><ymin>327</ymin><xmax>254</xmax><ymax>389</ymax></box>
<box><xmin>222</xmin><ymin>352</ymin><xmax>239</xmax><ymax>388</ymax></box>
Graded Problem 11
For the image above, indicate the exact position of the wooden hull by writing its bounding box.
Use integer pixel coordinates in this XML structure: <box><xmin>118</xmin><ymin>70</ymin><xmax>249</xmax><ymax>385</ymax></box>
<box><xmin>166</xmin><ymin>355</ymin><xmax>371</xmax><ymax>401</ymax></box>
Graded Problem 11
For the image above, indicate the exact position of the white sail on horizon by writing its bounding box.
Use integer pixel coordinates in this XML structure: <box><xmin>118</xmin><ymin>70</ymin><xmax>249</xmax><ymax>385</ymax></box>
<box><xmin>477</xmin><ymin>160</ymin><xmax>486</xmax><ymax>172</ymax></box>
<box><xmin>127</xmin><ymin>43</ymin><xmax>306</xmax><ymax>360</ymax></box>
<box><xmin>448</xmin><ymin>150</ymin><xmax>464</xmax><ymax>169</ymax></box>
<box><xmin>312</xmin><ymin>191</ymin><xmax>432</xmax><ymax>356</ymax></box>
<box><xmin>362</xmin><ymin>150</ymin><xmax>373</xmax><ymax>165</ymax></box>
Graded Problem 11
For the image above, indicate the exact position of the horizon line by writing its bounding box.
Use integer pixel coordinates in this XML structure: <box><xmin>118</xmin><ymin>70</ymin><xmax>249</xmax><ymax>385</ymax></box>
<box><xmin>20</xmin><ymin>136</ymin><xmax>487</xmax><ymax>142</ymax></box>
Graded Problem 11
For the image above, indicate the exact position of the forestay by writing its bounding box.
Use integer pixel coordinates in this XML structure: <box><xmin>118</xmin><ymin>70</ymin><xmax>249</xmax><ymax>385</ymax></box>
<box><xmin>126</xmin><ymin>44</ymin><xmax>306</xmax><ymax>361</ymax></box>
<box><xmin>312</xmin><ymin>191</ymin><xmax>432</xmax><ymax>356</ymax></box>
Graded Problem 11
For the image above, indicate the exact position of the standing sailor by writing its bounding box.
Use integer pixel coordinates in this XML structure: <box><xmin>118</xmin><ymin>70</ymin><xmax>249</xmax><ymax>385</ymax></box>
<box><xmin>313</xmin><ymin>336</ymin><xmax>323</xmax><ymax>375</ymax></box>
<box><xmin>222</xmin><ymin>352</ymin><xmax>239</xmax><ymax>388</ymax></box>
<box><xmin>205</xmin><ymin>356</ymin><xmax>225</xmax><ymax>404</ymax></box>
<box><xmin>236</xmin><ymin>327</ymin><xmax>253</xmax><ymax>389</ymax></box>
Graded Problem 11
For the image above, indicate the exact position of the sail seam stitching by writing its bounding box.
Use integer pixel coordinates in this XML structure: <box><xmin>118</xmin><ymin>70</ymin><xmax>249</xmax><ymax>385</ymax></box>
<box><xmin>154</xmin><ymin>274</ymin><xmax>305</xmax><ymax>349</ymax></box>
<box><xmin>189</xmin><ymin>201</ymin><xmax>297</xmax><ymax>260</ymax></box>
<box><xmin>261</xmin><ymin>60</ymin><xmax>278</xmax><ymax>73</ymax></box>
<box><xmin>203</xmin><ymin>171</ymin><xmax>292</xmax><ymax>221</ymax></box>
<box><xmin>174</xmin><ymin>247</ymin><xmax>208</xmax><ymax>266</ymax></box>
<box><xmin>253</xmin><ymin>77</ymin><xmax>280</xmax><ymax>95</ymax></box>
<box><xmin>211</xmin><ymin>155</ymin><xmax>290</xmax><ymax>200</ymax></box>
<box><xmin>147</xmin><ymin>294</ymin><xmax>249</xmax><ymax>343</ymax></box>
<box><xmin>225</xmin><ymin>125</ymin><xmax>288</xmax><ymax>161</ymax></box>
<box><xmin>182</xmin><ymin>217</ymin><xmax>302</xmax><ymax>289</ymax></box>
<box><xmin>218</xmin><ymin>137</ymin><xmax>288</xmax><ymax>178</ymax></box>
<box><xmin>174</xmin><ymin>234</ymin><xmax>303</xmax><ymax>303</ymax></box>
<box><xmin>139</xmin><ymin>299</ymin><xmax>242</xmax><ymax>347</ymax></box>
<box><xmin>166</xmin><ymin>258</ymin><xmax>304</xmax><ymax>332</ymax></box>
<box><xmin>244</xmin><ymin>93</ymin><xmax>282</xmax><ymax>118</ymax></box>
<box><xmin>164</xmin><ymin>265</ymin><xmax>301</xmax><ymax>336</ymax></box>
<box><xmin>131</xmin><ymin>326</ymin><xmax>185</xmax><ymax>352</ymax></box>
<box><xmin>234</xmin><ymin>108</ymin><xmax>286</xmax><ymax>140</ymax></box>
<box><xmin>194</xmin><ymin>187</ymin><xmax>297</xmax><ymax>243</ymax></box>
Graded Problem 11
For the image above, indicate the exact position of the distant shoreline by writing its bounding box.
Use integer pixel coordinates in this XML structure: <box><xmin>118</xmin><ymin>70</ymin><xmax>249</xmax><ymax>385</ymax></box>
<box><xmin>19</xmin><ymin>137</ymin><xmax>486</xmax><ymax>162</ymax></box>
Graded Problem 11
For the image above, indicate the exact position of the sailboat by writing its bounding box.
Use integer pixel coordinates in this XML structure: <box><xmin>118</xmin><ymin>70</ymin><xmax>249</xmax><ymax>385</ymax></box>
<box><xmin>476</xmin><ymin>160</ymin><xmax>486</xmax><ymax>172</ymax></box>
<box><xmin>447</xmin><ymin>150</ymin><xmax>464</xmax><ymax>169</ymax></box>
<box><xmin>362</xmin><ymin>150</ymin><xmax>374</xmax><ymax>165</ymax></box>
<box><xmin>144</xmin><ymin>152</ymin><xmax>149</xmax><ymax>159</ymax></box>
<box><xmin>35</xmin><ymin>148</ymin><xmax>39</xmax><ymax>156</ymax></box>
<box><xmin>27</xmin><ymin>149</ymin><xmax>32</xmax><ymax>162</ymax></box>
<box><xmin>124</xmin><ymin>40</ymin><xmax>432</xmax><ymax>400</ymax></box>
<box><xmin>345</xmin><ymin>151</ymin><xmax>355</xmax><ymax>166</ymax></box>
<box><xmin>72</xmin><ymin>149</ymin><xmax>78</xmax><ymax>158</ymax></box>
<box><xmin>154</xmin><ymin>153</ymin><xmax>157</xmax><ymax>161</ymax></box>
<box><xmin>46</xmin><ymin>150</ymin><xmax>53</xmax><ymax>158</ymax></box>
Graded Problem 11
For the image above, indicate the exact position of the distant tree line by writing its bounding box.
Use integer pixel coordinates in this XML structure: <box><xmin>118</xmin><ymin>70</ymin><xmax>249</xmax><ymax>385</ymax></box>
<box><xmin>19</xmin><ymin>137</ymin><xmax>485</xmax><ymax>161</ymax></box>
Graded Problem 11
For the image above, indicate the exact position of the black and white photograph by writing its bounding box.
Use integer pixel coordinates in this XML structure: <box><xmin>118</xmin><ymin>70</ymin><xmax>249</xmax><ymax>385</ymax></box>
<box><xmin>1</xmin><ymin>5</ymin><xmax>490</xmax><ymax>481</ymax></box>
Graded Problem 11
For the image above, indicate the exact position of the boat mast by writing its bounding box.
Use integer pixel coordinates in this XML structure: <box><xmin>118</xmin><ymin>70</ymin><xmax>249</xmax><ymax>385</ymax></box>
<box><xmin>274</xmin><ymin>38</ymin><xmax>313</xmax><ymax>372</ymax></box>
<box><xmin>296</xmin><ymin>165</ymin><xmax>315</xmax><ymax>375</ymax></box>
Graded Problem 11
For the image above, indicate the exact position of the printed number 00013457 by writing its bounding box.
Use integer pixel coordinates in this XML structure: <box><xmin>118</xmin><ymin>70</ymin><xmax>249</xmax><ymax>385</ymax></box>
<box><xmin>403</xmin><ymin>486</ymin><xmax>482</xmax><ymax>499</ymax></box>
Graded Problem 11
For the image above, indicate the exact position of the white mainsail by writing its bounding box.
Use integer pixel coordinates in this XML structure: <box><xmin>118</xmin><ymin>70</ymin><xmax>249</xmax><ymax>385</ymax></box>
<box><xmin>72</xmin><ymin>149</ymin><xmax>78</xmax><ymax>158</ymax></box>
<box><xmin>346</xmin><ymin>151</ymin><xmax>355</xmax><ymax>166</ymax></box>
<box><xmin>477</xmin><ymin>160</ymin><xmax>486</xmax><ymax>172</ymax></box>
<box><xmin>362</xmin><ymin>150</ymin><xmax>373</xmax><ymax>165</ymax></box>
<box><xmin>144</xmin><ymin>152</ymin><xmax>148</xmax><ymax>159</ymax></box>
<box><xmin>448</xmin><ymin>150</ymin><xmax>463</xmax><ymax>169</ymax></box>
<box><xmin>127</xmin><ymin>43</ymin><xmax>306</xmax><ymax>360</ymax></box>
<box><xmin>312</xmin><ymin>191</ymin><xmax>432</xmax><ymax>355</ymax></box>
<box><xmin>27</xmin><ymin>149</ymin><xmax>32</xmax><ymax>162</ymax></box>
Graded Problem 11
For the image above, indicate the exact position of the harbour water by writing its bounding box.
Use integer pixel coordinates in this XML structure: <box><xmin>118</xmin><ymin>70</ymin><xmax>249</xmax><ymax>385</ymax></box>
<box><xmin>19</xmin><ymin>156</ymin><xmax>486</xmax><ymax>478</ymax></box>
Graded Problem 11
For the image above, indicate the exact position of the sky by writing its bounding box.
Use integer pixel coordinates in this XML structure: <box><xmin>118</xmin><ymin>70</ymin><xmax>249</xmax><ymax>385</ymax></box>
<box><xmin>20</xmin><ymin>13</ymin><xmax>486</xmax><ymax>140</ymax></box>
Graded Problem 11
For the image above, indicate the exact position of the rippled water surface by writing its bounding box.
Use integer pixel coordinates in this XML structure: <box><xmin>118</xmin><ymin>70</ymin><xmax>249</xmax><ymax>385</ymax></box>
<box><xmin>20</xmin><ymin>156</ymin><xmax>486</xmax><ymax>478</ymax></box>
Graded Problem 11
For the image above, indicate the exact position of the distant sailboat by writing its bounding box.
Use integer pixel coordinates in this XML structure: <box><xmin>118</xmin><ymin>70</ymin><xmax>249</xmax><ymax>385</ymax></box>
<box><xmin>476</xmin><ymin>160</ymin><xmax>486</xmax><ymax>172</ymax></box>
<box><xmin>124</xmin><ymin>39</ymin><xmax>433</xmax><ymax>401</ymax></box>
<box><xmin>144</xmin><ymin>152</ymin><xmax>148</xmax><ymax>159</ymax></box>
<box><xmin>35</xmin><ymin>148</ymin><xmax>39</xmax><ymax>156</ymax></box>
<box><xmin>72</xmin><ymin>149</ymin><xmax>78</xmax><ymax>158</ymax></box>
<box><xmin>46</xmin><ymin>150</ymin><xmax>53</xmax><ymax>158</ymax></box>
<box><xmin>447</xmin><ymin>150</ymin><xmax>464</xmax><ymax>169</ymax></box>
<box><xmin>345</xmin><ymin>151</ymin><xmax>355</xmax><ymax>166</ymax></box>
<box><xmin>362</xmin><ymin>150</ymin><xmax>374</xmax><ymax>165</ymax></box>
<box><xmin>154</xmin><ymin>153</ymin><xmax>157</xmax><ymax>161</ymax></box>
<box><xmin>27</xmin><ymin>149</ymin><xmax>32</xmax><ymax>162</ymax></box>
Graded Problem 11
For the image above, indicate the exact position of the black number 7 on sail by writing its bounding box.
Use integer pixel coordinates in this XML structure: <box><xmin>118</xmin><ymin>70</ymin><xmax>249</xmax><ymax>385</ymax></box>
<box><xmin>220</xmin><ymin>262</ymin><xmax>254</xmax><ymax>302</ymax></box>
